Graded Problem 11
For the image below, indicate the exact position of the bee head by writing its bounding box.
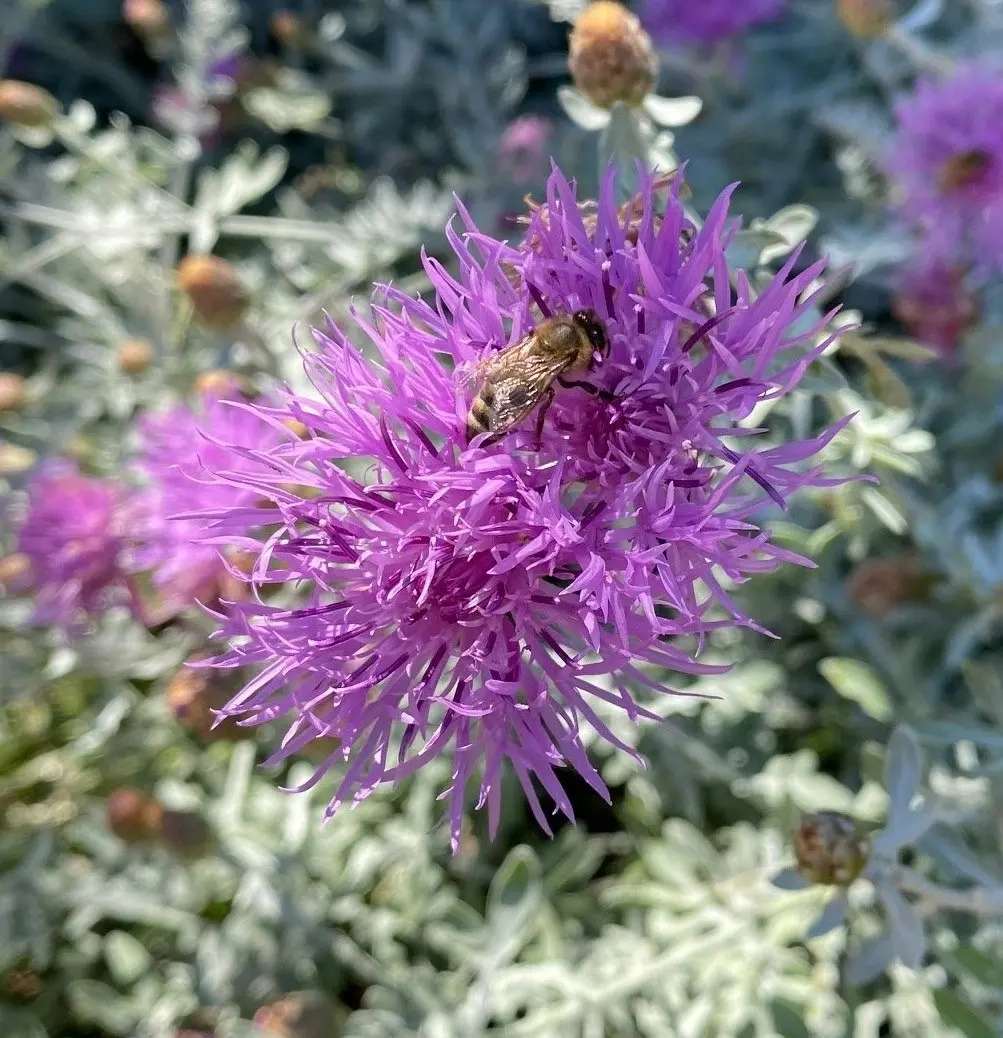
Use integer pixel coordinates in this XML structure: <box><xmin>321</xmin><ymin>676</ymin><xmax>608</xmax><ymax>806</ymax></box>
<box><xmin>572</xmin><ymin>309</ymin><xmax>609</xmax><ymax>359</ymax></box>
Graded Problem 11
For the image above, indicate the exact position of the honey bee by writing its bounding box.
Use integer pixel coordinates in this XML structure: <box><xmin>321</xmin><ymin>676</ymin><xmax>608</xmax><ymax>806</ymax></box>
<box><xmin>463</xmin><ymin>309</ymin><xmax>611</xmax><ymax>446</ymax></box>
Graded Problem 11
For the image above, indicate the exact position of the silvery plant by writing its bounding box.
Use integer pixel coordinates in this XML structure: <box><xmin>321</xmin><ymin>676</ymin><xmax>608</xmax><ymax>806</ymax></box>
<box><xmin>2</xmin><ymin>0</ymin><xmax>1003</xmax><ymax>1037</ymax></box>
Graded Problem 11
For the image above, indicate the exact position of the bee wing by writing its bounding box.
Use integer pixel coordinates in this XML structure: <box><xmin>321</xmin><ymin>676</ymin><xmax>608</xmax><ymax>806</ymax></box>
<box><xmin>487</xmin><ymin>352</ymin><xmax>569</xmax><ymax>435</ymax></box>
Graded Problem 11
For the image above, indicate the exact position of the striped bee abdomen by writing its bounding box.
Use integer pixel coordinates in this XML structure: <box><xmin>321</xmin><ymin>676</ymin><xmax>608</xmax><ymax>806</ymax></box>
<box><xmin>466</xmin><ymin>383</ymin><xmax>495</xmax><ymax>441</ymax></box>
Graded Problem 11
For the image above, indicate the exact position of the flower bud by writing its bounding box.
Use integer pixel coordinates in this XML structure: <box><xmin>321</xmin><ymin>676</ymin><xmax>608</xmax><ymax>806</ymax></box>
<box><xmin>166</xmin><ymin>663</ymin><xmax>242</xmax><ymax>742</ymax></box>
<box><xmin>177</xmin><ymin>255</ymin><xmax>249</xmax><ymax>330</ymax></box>
<box><xmin>106</xmin><ymin>787</ymin><xmax>160</xmax><ymax>843</ymax></box>
<box><xmin>0</xmin><ymin>552</ymin><xmax>32</xmax><ymax>592</ymax></box>
<box><xmin>157</xmin><ymin>808</ymin><xmax>213</xmax><ymax>858</ymax></box>
<box><xmin>1</xmin><ymin>965</ymin><xmax>42</xmax><ymax>1002</ymax></box>
<box><xmin>122</xmin><ymin>0</ymin><xmax>170</xmax><ymax>39</ymax></box>
<box><xmin>835</xmin><ymin>0</ymin><xmax>896</xmax><ymax>39</ymax></box>
<box><xmin>793</xmin><ymin>811</ymin><xmax>869</xmax><ymax>886</ymax></box>
<box><xmin>0</xmin><ymin>372</ymin><xmax>27</xmax><ymax>412</ymax></box>
<box><xmin>194</xmin><ymin>369</ymin><xmax>245</xmax><ymax>397</ymax></box>
<box><xmin>0</xmin><ymin>80</ymin><xmax>58</xmax><ymax>128</ymax></box>
<box><xmin>568</xmin><ymin>2</ymin><xmax>656</xmax><ymax>110</ymax></box>
<box><xmin>892</xmin><ymin>263</ymin><xmax>978</xmax><ymax>355</ymax></box>
<box><xmin>271</xmin><ymin>11</ymin><xmax>309</xmax><ymax>47</ymax></box>
<box><xmin>116</xmin><ymin>337</ymin><xmax>155</xmax><ymax>375</ymax></box>
<box><xmin>252</xmin><ymin>991</ymin><xmax>343</xmax><ymax>1038</ymax></box>
<box><xmin>847</xmin><ymin>552</ymin><xmax>935</xmax><ymax>617</ymax></box>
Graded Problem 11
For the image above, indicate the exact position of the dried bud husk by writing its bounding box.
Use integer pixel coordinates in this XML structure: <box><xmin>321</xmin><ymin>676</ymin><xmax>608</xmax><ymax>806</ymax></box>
<box><xmin>166</xmin><ymin>663</ymin><xmax>242</xmax><ymax>742</ymax></box>
<box><xmin>0</xmin><ymin>372</ymin><xmax>27</xmax><ymax>412</ymax></box>
<box><xmin>116</xmin><ymin>337</ymin><xmax>155</xmax><ymax>375</ymax></box>
<box><xmin>0</xmin><ymin>80</ymin><xmax>58</xmax><ymax>128</ymax></box>
<box><xmin>106</xmin><ymin>788</ymin><xmax>160</xmax><ymax>843</ymax></box>
<box><xmin>794</xmin><ymin>811</ymin><xmax>869</xmax><ymax>886</ymax></box>
<box><xmin>0</xmin><ymin>553</ymin><xmax>32</xmax><ymax>593</ymax></box>
<box><xmin>847</xmin><ymin>552</ymin><xmax>937</xmax><ymax>617</ymax></box>
<box><xmin>177</xmin><ymin>255</ymin><xmax>249</xmax><ymax>330</ymax></box>
<box><xmin>253</xmin><ymin>991</ymin><xmax>344</xmax><ymax>1038</ymax></box>
<box><xmin>568</xmin><ymin>2</ymin><xmax>656</xmax><ymax>110</ymax></box>
<box><xmin>835</xmin><ymin>0</ymin><xmax>896</xmax><ymax>38</ymax></box>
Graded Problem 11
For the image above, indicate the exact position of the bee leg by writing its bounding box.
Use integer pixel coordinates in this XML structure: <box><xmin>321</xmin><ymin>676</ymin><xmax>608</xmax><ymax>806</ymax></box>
<box><xmin>557</xmin><ymin>376</ymin><xmax>615</xmax><ymax>403</ymax></box>
<box><xmin>533</xmin><ymin>386</ymin><xmax>556</xmax><ymax>449</ymax></box>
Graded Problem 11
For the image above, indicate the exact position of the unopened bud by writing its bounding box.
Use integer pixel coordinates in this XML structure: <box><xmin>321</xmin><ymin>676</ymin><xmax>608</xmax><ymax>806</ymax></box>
<box><xmin>157</xmin><ymin>808</ymin><xmax>213</xmax><ymax>858</ymax></box>
<box><xmin>177</xmin><ymin>255</ymin><xmax>249</xmax><ymax>330</ymax></box>
<box><xmin>116</xmin><ymin>337</ymin><xmax>155</xmax><ymax>375</ymax></box>
<box><xmin>106</xmin><ymin>788</ymin><xmax>160</xmax><ymax>843</ymax></box>
<box><xmin>0</xmin><ymin>80</ymin><xmax>58</xmax><ymax>128</ymax></box>
<box><xmin>253</xmin><ymin>991</ymin><xmax>343</xmax><ymax>1038</ymax></box>
<box><xmin>194</xmin><ymin>369</ymin><xmax>245</xmax><ymax>398</ymax></box>
<box><xmin>568</xmin><ymin>2</ymin><xmax>656</xmax><ymax>110</ymax></box>
<box><xmin>2</xmin><ymin>966</ymin><xmax>42</xmax><ymax>1002</ymax></box>
<box><xmin>835</xmin><ymin>0</ymin><xmax>896</xmax><ymax>38</ymax></box>
<box><xmin>847</xmin><ymin>552</ymin><xmax>935</xmax><ymax>617</ymax></box>
<box><xmin>0</xmin><ymin>372</ymin><xmax>27</xmax><ymax>412</ymax></box>
<box><xmin>166</xmin><ymin>663</ymin><xmax>242</xmax><ymax>742</ymax></box>
<box><xmin>0</xmin><ymin>553</ymin><xmax>32</xmax><ymax>592</ymax></box>
<box><xmin>271</xmin><ymin>11</ymin><xmax>309</xmax><ymax>47</ymax></box>
<box><xmin>793</xmin><ymin>811</ymin><xmax>869</xmax><ymax>886</ymax></box>
<box><xmin>122</xmin><ymin>0</ymin><xmax>170</xmax><ymax>38</ymax></box>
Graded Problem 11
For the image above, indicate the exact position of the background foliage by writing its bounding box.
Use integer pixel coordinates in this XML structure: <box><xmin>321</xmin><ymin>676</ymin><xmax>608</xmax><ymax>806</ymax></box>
<box><xmin>3</xmin><ymin>0</ymin><xmax>1003</xmax><ymax>1036</ymax></box>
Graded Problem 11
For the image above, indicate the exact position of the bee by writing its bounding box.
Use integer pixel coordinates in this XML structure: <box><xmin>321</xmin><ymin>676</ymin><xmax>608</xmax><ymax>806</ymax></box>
<box><xmin>463</xmin><ymin>309</ymin><xmax>611</xmax><ymax>446</ymax></box>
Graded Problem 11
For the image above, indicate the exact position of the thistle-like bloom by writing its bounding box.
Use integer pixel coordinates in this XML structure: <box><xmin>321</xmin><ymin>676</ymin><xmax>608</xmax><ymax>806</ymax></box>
<box><xmin>886</xmin><ymin>63</ymin><xmax>1003</xmax><ymax>276</ymax></box>
<box><xmin>641</xmin><ymin>0</ymin><xmax>785</xmax><ymax>46</ymax></box>
<box><xmin>193</xmin><ymin>166</ymin><xmax>847</xmax><ymax>848</ymax></box>
<box><xmin>499</xmin><ymin>115</ymin><xmax>552</xmax><ymax>181</ymax></box>
<box><xmin>133</xmin><ymin>383</ymin><xmax>280</xmax><ymax>615</ymax></box>
<box><xmin>14</xmin><ymin>459</ymin><xmax>130</xmax><ymax>626</ymax></box>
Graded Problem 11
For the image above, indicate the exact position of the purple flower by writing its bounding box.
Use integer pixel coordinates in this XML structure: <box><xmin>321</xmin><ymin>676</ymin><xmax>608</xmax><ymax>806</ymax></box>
<box><xmin>133</xmin><ymin>385</ymin><xmax>281</xmax><ymax>616</ymax></box>
<box><xmin>15</xmin><ymin>460</ymin><xmax>131</xmax><ymax>626</ymax></box>
<box><xmin>499</xmin><ymin>115</ymin><xmax>553</xmax><ymax>180</ymax></box>
<box><xmin>886</xmin><ymin>63</ymin><xmax>1003</xmax><ymax>276</ymax></box>
<box><xmin>641</xmin><ymin>0</ymin><xmax>785</xmax><ymax>45</ymax></box>
<box><xmin>191</xmin><ymin>166</ymin><xmax>848</xmax><ymax>848</ymax></box>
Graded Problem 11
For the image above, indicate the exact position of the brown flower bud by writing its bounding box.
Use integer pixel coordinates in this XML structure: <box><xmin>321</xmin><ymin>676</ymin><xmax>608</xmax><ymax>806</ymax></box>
<box><xmin>0</xmin><ymin>553</ymin><xmax>32</xmax><ymax>593</ymax></box>
<box><xmin>157</xmin><ymin>808</ymin><xmax>213</xmax><ymax>858</ymax></box>
<box><xmin>891</xmin><ymin>264</ymin><xmax>978</xmax><ymax>355</ymax></box>
<box><xmin>271</xmin><ymin>11</ymin><xmax>308</xmax><ymax>47</ymax></box>
<box><xmin>116</xmin><ymin>337</ymin><xmax>155</xmax><ymax>375</ymax></box>
<box><xmin>568</xmin><ymin>2</ymin><xmax>656</xmax><ymax>110</ymax></box>
<box><xmin>194</xmin><ymin>369</ymin><xmax>246</xmax><ymax>398</ymax></box>
<box><xmin>847</xmin><ymin>553</ymin><xmax>936</xmax><ymax>617</ymax></box>
<box><xmin>0</xmin><ymin>80</ymin><xmax>58</xmax><ymax>128</ymax></box>
<box><xmin>793</xmin><ymin>811</ymin><xmax>869</xmax><ymax>886</ymax></box>
<box><xmin>0</xmin><ymin>444</ymin><xmax>36</xmax><ymax>475</ymax></box>
<box><xmin>0</xmin><ymin>372</ymin><xmax>27</xmax><ymax>412</ymax></box>
<box><xmin>122</xmin><ymin>0</ymin><xmax>170</xmax><ymax>38</ymax></box>
<box><xmin>177</xmin><ymin>255</ymin><xmax>249</xmax><ymax>330</ymax></box>
<box><xmin>253</xmin><ymin>991</ymin><xmax>343</xmax><ymax>1038</ymax></box>
<box><xmin>106</xmin><ymin>788</ymin><xmax>160</xmax><ymax>843</ymax></box>
<box><xmin>835</xmin><ymin>0</ymin><xmax>896</xmax><ymax>38</ymax></box>
<box><xmin>2</xmin><ymin>965</ymin><xmax>42</xmax><ymax>1002</ymax></box>
<box><xmin>166</xmin><ymin>663</ymin><xmax>242</xmax><ymax>742</ymax></box>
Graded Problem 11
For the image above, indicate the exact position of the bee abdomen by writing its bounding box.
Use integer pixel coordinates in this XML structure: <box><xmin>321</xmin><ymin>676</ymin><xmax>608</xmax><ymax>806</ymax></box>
<box><xmin>465</xmin><ymin>391</ymin><xmax>493</xmax><ymax>441</ymax></box>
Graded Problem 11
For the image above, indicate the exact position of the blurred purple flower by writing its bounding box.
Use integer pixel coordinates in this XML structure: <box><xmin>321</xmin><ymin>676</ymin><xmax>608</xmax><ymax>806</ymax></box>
<box><xmin>499</xmin><ymin>115</ymin><xmax>552</xmax><ymax>180</ymax></box>
<box><xmin>188</xmin><ymin>166</ymin><xmax>848</xmax><ymax>848</ymax></box>
<box><xmin>15</xmin><ymin>460</ymin><xmax>131</xmax><ymax>627</ymax></box>
<box><xmin>133</xmin><ymin>385</ymin><xmax>280</xmax><ymax>616</ymax></box>
<box><xmin>641</xmin><ymin>0</ymin><xmax>785</xmax><ymax>45</ymax></box>
<box><xmin>886</xmin><ymin>63</ymin><xmax>1003</xmax><ymax>276</ymax></box>
<box><xmin>891</xmin><ymin>259</ymin><xmax>978</xmax><ymax>356</ymax></box>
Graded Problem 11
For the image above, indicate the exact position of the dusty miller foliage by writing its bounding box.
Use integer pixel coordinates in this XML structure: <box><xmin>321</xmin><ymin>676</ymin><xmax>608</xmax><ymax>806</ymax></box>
<box><xmin>2</xmin><ymin>0</ymin><xmax>1003</xmax><ymax>1036</ymax></box>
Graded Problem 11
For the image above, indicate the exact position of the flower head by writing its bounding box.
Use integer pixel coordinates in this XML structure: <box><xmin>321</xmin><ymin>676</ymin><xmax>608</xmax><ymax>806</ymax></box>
<box><xmin>886</xmin><ymin>63</ymin><xmax>1003</xmax><ymax>276</ymax></box>
<box><xmin>133</xmin><ymin>385</ymin><xmax>280</xmax><ymax>616</ymax></box>
<box><xmin>14</xmin><ymin>460</ymin><xmax>130</xmax><ymax>626</ymax></box>
<box><xmin>191</xmin><ymin>166</ymin><xmax>848</xmax><ymax>849</ymax></box>
<box><xmin>569</xmin><ymin>1</ymin><xmax>657</xmax><ymax>109</ymax></box>
<box><xmin>499</xmin><ymin>115</ymin><xmax>552</xmax><ymax>180</ymax></box>
<box><xmin>641</xmin><ymin>0</ymin><xmax>785</xmax><ymax>46</ymax></box>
